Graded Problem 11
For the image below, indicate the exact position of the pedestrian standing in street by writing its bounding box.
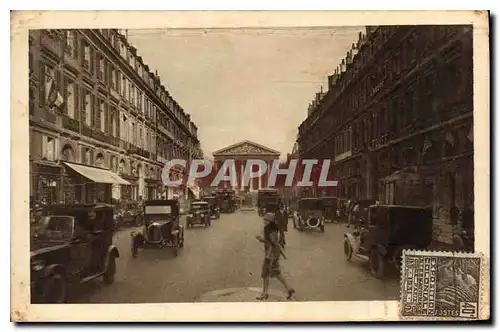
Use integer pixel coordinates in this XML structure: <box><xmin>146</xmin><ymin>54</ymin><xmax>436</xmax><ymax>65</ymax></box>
<box><xmin>256</xmin><ymin>212</ymin><xmax>295</xmax><ymax>301</ymax></box>
<box><xmin>276</xmin><ymin>205</ymin><xmax>287</xmax><ymax>247</ymax></box>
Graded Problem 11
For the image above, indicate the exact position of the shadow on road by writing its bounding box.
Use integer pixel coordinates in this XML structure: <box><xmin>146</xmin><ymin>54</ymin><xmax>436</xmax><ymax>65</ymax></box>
<box><xmin>129</xmin><ymin>247</ymin><xmax>181</xmax><ymax>262</ymax></box>
<box><xmin>185</xmin><ymin>225</ymin><xmax>211</xmax><ymax>231</ymax></box>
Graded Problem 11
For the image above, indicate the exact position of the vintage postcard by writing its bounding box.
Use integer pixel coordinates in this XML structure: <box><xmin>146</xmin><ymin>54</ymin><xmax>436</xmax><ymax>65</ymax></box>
<box><xmin>11</xmin><ymin>11</ymin><xmax>490</xmax><ymax>322</ymax></box>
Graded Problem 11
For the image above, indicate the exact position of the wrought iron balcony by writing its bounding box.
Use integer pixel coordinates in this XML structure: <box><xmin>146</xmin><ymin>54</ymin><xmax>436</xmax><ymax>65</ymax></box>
<box><xmin>62</xmin><ymin>115</ymin><xmax>80</xmax><ymax>133</ymax></box>
<box><xmin>81</xmin><ymin>125</ymin><xmax>92</xmax><ymax>138</ymax></box>
<box><xmin>110</xmin><ymin>136</ymin><xmax>121</xmax><ymax>147</ymax></box>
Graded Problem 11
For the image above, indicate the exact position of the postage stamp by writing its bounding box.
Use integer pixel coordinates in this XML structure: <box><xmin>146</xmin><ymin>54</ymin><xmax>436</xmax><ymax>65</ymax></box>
<box><xmin>400</xmin><ymin>250</ymin><xmax>486</xmax><ymax>320</ymax></box>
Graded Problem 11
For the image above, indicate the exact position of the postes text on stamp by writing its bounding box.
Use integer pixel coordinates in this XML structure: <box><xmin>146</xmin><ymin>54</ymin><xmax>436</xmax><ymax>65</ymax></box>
<box><xmin>400</xmin><ymin>250</ymin><xmax>483</xmax><ymax>320</ymax></box>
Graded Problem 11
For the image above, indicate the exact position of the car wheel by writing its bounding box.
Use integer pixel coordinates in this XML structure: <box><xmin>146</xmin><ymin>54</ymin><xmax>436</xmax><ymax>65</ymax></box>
<box><xmin>42</xmin><ymin>273</ymin><xmax>67</xmax><ymax>303</ymax></box>
<box><xmin>344</xmin><ymin>238</ymin><xmax>353</xmax><ymax>261</ymax></box>
<box><xmin>369</xmin><ymin>249</ymin><xmax>385</xmax><ymax>279</ymax></box>
<box><xmin>103</xmin><ymin>255</ymin><xmax>116</xmax><ymax>284</ymax></box>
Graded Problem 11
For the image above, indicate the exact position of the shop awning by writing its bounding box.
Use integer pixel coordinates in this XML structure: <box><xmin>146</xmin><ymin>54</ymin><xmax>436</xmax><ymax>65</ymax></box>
<box><xmin>64</xmin><ymin>162</ymin><xmax>131</xmax><ymax>185</ymax></box>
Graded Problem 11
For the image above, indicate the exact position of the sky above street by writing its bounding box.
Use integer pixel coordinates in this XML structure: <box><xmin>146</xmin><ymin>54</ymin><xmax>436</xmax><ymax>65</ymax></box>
<box><xmin>127</xmin><ymin>27</ymin><xmax>365</xmax><ymax>159</ymax></box>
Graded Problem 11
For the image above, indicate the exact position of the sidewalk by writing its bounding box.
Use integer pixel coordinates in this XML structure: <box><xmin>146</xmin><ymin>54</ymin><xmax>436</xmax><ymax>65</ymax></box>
<box><xmin>196</xmin><ymin>287</ymin><xmax>291</xmax><ymax>302</ymax></box>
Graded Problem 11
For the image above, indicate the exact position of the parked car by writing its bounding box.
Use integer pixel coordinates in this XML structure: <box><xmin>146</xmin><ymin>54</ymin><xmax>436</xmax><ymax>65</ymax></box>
<box><xmin>30</xmin><ymin>204</ymin><xmax>119</xmax><ymax>303</ymax></box>
<box><xmin>344</xmin><ymin>204</ymin><xmax>433</xmax><ymax>278</ymax></box>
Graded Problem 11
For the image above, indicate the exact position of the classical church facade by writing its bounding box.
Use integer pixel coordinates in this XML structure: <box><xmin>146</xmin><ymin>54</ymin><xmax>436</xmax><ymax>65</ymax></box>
<box><xmin>212</xmin><ymin>140</ymin><xmax>280</xmax><ymax>192</ymax></box>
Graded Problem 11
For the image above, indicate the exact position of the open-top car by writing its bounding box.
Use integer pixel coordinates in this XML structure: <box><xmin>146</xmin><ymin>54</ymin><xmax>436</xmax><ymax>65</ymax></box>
<box><xmin>294</xmin><ymin>198</ymin><xmax>325</xmax><ymax>232</ymax></box>
<box><xmin>186</xmin><ymin>201</ymin><xmax>211</xmax><ymax>228</ymax></box>
<box><xmin>344</xmin><ymin>204</ymin><xmax>433</xmax><ymax>278</ymax></box>
<box><xmin>130</xmin><ymin>200</ymin><xmax>184</xmax><ymax>258</ymax></box>
<box><xmin>114</xmin><ymin>200</ymin><xmax>143</xmax><ymax>227</ymax></box>
<box><xmin>201</xmin><ymin>195</ymin><xmax>220</xmax><ymax>219</ymax></box>
<box><xmin>319</xmin><ymin>196</ymin><xmax>338</xmax><ymax>222</ymax></box>
<box><xmin>30</xmin><ymin>204</ymin><xmax>119</xmax><ymax>303</ymax></box>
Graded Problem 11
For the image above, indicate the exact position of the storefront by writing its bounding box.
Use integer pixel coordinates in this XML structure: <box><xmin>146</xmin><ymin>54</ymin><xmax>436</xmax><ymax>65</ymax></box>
<box><xmin>31</xmin><ymin>161</ymin><xmax>63</xmax><ymax>205</ymax></box>
<box><xmin>63</xmin><ymin>162</ymin><xmax>130</xmax><ymax>204</ymax></box>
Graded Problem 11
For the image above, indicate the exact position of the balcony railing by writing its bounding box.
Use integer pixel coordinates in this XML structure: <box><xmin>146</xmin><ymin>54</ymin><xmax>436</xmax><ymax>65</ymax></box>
<box><xmin>120</xmin><ymin>139</ymin><xmax>129</xmax><ymax>150</ymax></box>
<box><xmin>110</xmin><ymin>136</ymin><xmax>120</xmax><ymax>147</ymax></box>
<box><xmin>42</xmin><ymin>108</ymin><xmax>57</xmax><ymax>124</ymax></box>
<box><xmin>41</xmin><ymin>32</ymin><xmax>61</xmax><ymax>57</ymax></box>
<box><xmin>110</xmin><ymin>89</ymin><xmax>120</xmax><ymax>100</ymax></box>
<box><xmin>81</xmin><ymin>125</ymin><xmax>92</xmax><ymax>138</ymax></box>
<box><xmin>92</xmin><ymin>130</ymin><xmax>111</xmax><ymax>144</ymax></box>
<box><xmin>157</xmin><ymin>155</ymin><xmax>168</xmax><ymax>164</ymax></box>
<box><xmin>62</xmin><ymin>115</ymin><xmax>80</xmax><ymax>132</ymax></box>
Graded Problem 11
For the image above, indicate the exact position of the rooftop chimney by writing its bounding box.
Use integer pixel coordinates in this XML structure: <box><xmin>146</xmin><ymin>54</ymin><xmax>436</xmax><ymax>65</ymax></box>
<box><xmin>346</xmin><ymin>50</ymin><xmax>353</xmax><ymax>65</ymax></box>
<box><xmin>351</xmin><ymin>43</ymin><xmax>359</xmax><ymax>58</ymax></box>
<box><xmin>340</xmin><ymin>59</ymin><xmax>347</xmax><ymax>73</ymax></box>
<box><xmin>328</xmin><ymin>68</ymin><xmax>339</xmax><ymax>88</ymax></box>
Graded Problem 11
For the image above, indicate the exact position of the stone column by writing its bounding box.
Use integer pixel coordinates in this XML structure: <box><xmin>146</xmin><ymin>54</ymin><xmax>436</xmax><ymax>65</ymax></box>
<box><xmin>258</xmin><ymin>169</ymin><xmax>262</xmax><ymax>190</ymax></box>
<box><xmin>232</xmin><ymin>159</ymin><xmax>237</xmax><ymax>191</ymax></box>
<box><xmin>240</xmin><ymin>159</ymin><xmax>245</xmax><ymax>191</ymax></box>
<box><xmin>263</xmin><ymin>159</ymin><xmax>269</xmax><ymax>189</ymax></box>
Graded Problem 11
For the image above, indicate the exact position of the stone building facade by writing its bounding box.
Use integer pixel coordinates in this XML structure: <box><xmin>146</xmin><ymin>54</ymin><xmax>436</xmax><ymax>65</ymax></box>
<box><xmin>297</xmin><ymin>25</ymin><xmax>473</xmax><ymax>245</ymax></box>
<box><xmin>29</xmin><ymin>29</ymin><xmax>202</xmax><ymax>205</ymax></box>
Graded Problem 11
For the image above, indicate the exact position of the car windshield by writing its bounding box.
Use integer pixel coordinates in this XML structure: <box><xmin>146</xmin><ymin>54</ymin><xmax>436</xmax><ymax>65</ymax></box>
<box><xmin>36</xmin><ymin>215</ymin><xmax>74</xmax><ymax>242</ymax></box>
<box><xmin>204</xmin><ymin>198</ymin><xmax>216</xmax><ymax>205</ymax></box>
<box><xmin>300</xmin><ymin>200</ymin><xmax>321</xmax><ymax>210</ymax></box>
<box><xmin>192</xmin><ymin>204</ymin><xmax>208</xmax><ymax>211</ymax></box>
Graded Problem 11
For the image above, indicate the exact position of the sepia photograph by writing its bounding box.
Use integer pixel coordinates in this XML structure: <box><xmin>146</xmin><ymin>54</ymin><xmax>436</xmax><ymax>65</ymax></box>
<box><xmin>11</xmin><ymin>10</ymin><xmax>490</xmax><ymax>322</ymax></box>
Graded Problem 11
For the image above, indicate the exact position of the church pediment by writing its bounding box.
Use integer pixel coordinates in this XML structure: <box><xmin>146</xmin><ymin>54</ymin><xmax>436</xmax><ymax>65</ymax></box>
<box><xmin>213</xmin><ymin>140</ymin><xmax>280</xmax><ymax>156</ymax></box>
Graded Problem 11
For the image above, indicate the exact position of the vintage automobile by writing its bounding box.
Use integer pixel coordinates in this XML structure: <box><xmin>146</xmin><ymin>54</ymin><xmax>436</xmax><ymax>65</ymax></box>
<box><xmin>186</xmin><ymin>201</ymin><xmax>211</xmax><ymax>228</ymax></box>
<box><xmin>216</xmin><ymin>189</ymin><xmax>237</xmax><ymax>213</ymax></box>
<box><xmin>201</xmin><ymin>195</ymin><xmax>220</xmax><ymax>219</ymax></box>
<box><xmin>344</xmin><ymin>204</ymin><xmax>433</xmax><ymax>278</ymax></box>
<box><xmin>114</xmin><ymin>201</ymin><xmax>143</xmax><ymax>227</ymax></box>
<box><xmin>348</xmin><ymin>199</ymin><xmax>377</xmax><ymax>226</ymax></box>
<box><xmin>260</xmin><ymin>202</ymin><xmax>280</xmax><ymax>214</ymax></box>
<box><xmin>319</xmin><ymin>196</ymin><xmax>338</xmax><ymax>222</ymax></box>
<box><xmin>130</xmin><ymin>200</ymin><xmax>185</xmax><ymax>257</ymax></box>
<box><xmin>30</xmin><ymin>204</ymin><xmax>119</xmax><ymax>303</ymax></box>
<box><xmin>294</xmin><ymin>198</ymin><xmax>325</xmax><ymax>232</ymax></box>
<box><xmin>257</xmin><ymin>188</ymin><xmax>281</xmax><ymax>216</ymax></box>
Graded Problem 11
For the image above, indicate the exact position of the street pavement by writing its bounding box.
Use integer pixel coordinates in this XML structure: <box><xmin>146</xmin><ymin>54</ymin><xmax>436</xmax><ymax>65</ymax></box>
<box><xmin>69</xmin><ymin>210</ymin><xmax>399</xmax><ymax>303</ymax></box>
